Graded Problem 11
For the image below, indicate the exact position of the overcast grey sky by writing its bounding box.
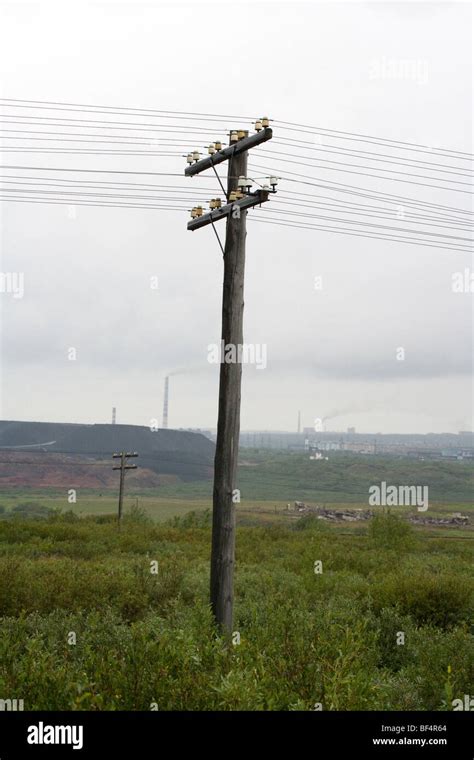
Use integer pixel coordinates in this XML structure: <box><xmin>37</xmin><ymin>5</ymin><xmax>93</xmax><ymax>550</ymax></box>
<box><xmin>0</xmin><ymin>0</ymin><xmax>472</xmax><ymax>434</ymax></box>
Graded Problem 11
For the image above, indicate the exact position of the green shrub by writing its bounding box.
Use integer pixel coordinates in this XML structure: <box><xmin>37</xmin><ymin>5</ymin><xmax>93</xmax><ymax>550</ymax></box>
<box><xmin>169</xmin><ymin>509</ymin><xmax>211</xmax><ymax>529</ymax></box>
<box><xmin>0</xmin><ymin>514</ymin><xmax>471</xmax><ymax>710</ymax></box>
<box><xmin>11</xmin><ymin>503</ymin><xmax>54</xmax><ymax>520</ymax></box>
<box><xmin>368</xmin><ymin>513</ymin><xmax>416</xmax><ymax>550</ymax></box>
<box><xmin>293</xmin><ymin>514</ymin><xmax>328</xmax><ymax>531</ymax></box>
<box><xmin>371</xmin><ymin>571</ymin><xmax>473</xmax><ymax>628</ymax></box>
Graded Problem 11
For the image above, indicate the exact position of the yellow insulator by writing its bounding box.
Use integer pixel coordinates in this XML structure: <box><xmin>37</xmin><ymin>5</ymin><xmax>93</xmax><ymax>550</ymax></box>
<box><xmin>190</xmin><ymin>208</ymin><xmax>198</xmax><ymax>219</ymax></box>
<box><xmin>255</xmin><ymin>119</ymin><xmax>263</xmax><ymax>132</ymax></box>
<box><xmin>215</xmin><ymin>198</ymin><xmax>222</xmax><ymax>208</ymax></box>
<box><xmin>215</xmin><ymin>141</ymin><xmax>223</xmax><ymax>151</ymax></box>
<box><xmin>237</xmin><ymin>129</ymin><xmax>248</xmax><ymax>140</ymax></box>
<box><xmin>208</xmin><ymin>144</ymin><xmax>216</xmax><ymax>155</ymax></box>
<box><xmin>230</xmin><ymin>130</ymin><xmax>238</xmax><ymax>143</ymax></box>
<box><xmin>192</xmin><ymin>150</ymin><xmax>200</xmax><ymax>161</ymax></box>
<box><xmin>186</xmin><ymin>153</ymin><xmax>193</xmax><ymax>165</ymax></box>
<box><xmin>195</xmin><ymin>206</ymin><xmax>203</xmax><ymax>216</ymax></box>
<box><xmin>261</xmin><ymin>116</ymin><xmax>270</xmax><ymax>127</ymax></box>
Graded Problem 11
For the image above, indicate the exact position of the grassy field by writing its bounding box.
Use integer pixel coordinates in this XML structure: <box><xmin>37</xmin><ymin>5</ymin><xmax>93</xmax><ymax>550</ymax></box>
<box><xmin>157</xmin><ymin>451</ymin><xmax>474</xmax><ymax>503</ymax></box>
<box><xmin>0</xmin><ymin>489</ymin><xmax>472</xmax><ymax>529</ymax></box>
<box><xmin>0</xmin><ymin>510</ymin><xmax>472</xmax><ymax>710</ymax></box>
<box><xmin>0</xmin><ymin>452</ymin><xmax>471</xmax><ymax>710</ymax></box>
<box><xmin>0</xmin><ymin>451</ymin><xmax>472</xmax><ymax>525</ymax></box>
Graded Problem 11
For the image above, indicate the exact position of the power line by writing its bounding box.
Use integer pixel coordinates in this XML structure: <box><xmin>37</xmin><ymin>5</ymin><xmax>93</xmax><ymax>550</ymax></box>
<box><xmin>0</xmin><ymin>188</ymin><xmax>199</xmax><ymax>202</ymax></box>
<box><xmin>0</xmin><ymin>116</ymin><xmax>231</xmax><ymax>137</ymax></box>
<box><xmin>0</xmin><ymin>129</ymin><xmax>201</xmax><ymax>146</ymax></box>
<box><xmin>254</xmin><ymin>154</ymin><xmax>474</xmax><ymax>193</ymax></box>
<box><xmin>0</xmin><ymin>148</ymin><xmax>182</xmax><ymax>155</ymax></box>
<box><xmin>0</xmin><ymin>164</ymin><xmax>187</xmax><ymax>176</ymax></box>
<box><xmin>2</xmin><ymin>182</ymin><xmax>469</xmax><ymax>233</ymax></box>
<box><xmin>0</xmin><ymin>116</ymin><xmax>230</xmax><ymax>137</ymax></box>
<box><xmin>2</xmin><ymin>100</ymin><xmax>470</xmax><ymax>159</ymax></box>
<box><xmin>268</xmin><ymin>144</ymin><xmax>473</xmax><ymax>177</ymax></box>
<box><xmin>0</xmin><ymin>183</ymin><xmax>214</xmax><ymax>200</ymax></box>
<box><xmin>2</xmin><ymin>173</ymin><xmax>471</xmax><ymax>242</ymax></box>
<box><xmin>273</xmin><ymin>120</ymin><xmax>473</xmax><ymax>159</ymax></box>
<box><xmin>273</xmin><ymin>127</ymin><xmax>474</xmax><ymax>160</ymax></box>
<box><xmin>276</xmin><ymin>190</ymin><xmax>472</xmax><ymax>226</ymax></box>
<box><xmin>9</xmin><ymin>189</ymin><xmax>465</xmax><ymax>238</ymax></box>
<box><xmin>0</xmin><ymin>196</ymin><xmax>189</xmax><ymax>211</ymax></box>
<box><xmin>4</xmin><ymin>132</ymin><xmax>471</xmax><ymax>180</ymax></box>
<box><xmin>2</xmin><ymin>165</ymin><xmax>470</xmax><ymax>225</ymax></box>
<box><xmin>249</xmin><ymin>163</ymin><xmax>474</xmax><ymax>216</ymax></box>
<box><xmin>0</xmin><ymin>175</ymin><xmax>219</xmax><ymax>191</ymax></box>
<box><xmin>256</xmin><ymin>206</ymin><xmax>473</xmax><ymax>243</ymax></box>
<box><xmin>270</xmin><ymin>199</ymin><xmax>472</xmax><ymax>232</ymax></box>
<box><xmin>3</xmin><ymin>181</ymin><xmax>465</xmax><ymax>228</ymax></box>
<box><xmin>273</xmin><ymin>137</ymin><xmax>473</xmax><ymax>172</ymax></box>
<box><xmin>0</xmin><ymin>97</ymin><xmax>253</xmax><ymax>122</ymax></box>
<box><xmin>250</xmin><ymin>216</ymin><xmax>472</xmax><ymax>253</ymax></box>
<box><xmin>2</xmin><ymin>175</ymin><xmax>468</xmax><ymax>225</ymax></box>
<box><xmin>0</xmin><ymin>131</ymin><xmax>187</xmax><ymax>145</ymax></box>
<box><xmin>0</xmin><ymin>117</ymin><xmax>228</xmax><ymax>140</ymax></box>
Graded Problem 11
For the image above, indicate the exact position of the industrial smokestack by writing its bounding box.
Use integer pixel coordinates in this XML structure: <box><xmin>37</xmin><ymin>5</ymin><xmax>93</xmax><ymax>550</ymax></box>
<box><xmin>112</xmin><ymin>407</ymin><xmax>116</xmax><ymax>425</ymax></box>
<box><xmin>162</xmin><ymin>376</ymin><xmax>169</xmax><ymax>429</ymax></box>
<box><xmin>297</xmin><ymin>410</ymin><xmax>301</xmax><ymax>434</ymax></box>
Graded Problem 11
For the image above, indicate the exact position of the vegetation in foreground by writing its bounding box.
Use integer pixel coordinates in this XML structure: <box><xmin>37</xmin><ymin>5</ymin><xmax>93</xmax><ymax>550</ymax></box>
<box><xmin>0</xmin><ymin>509</ymin><xmax>472</xmax><ymax>711</ymax></box>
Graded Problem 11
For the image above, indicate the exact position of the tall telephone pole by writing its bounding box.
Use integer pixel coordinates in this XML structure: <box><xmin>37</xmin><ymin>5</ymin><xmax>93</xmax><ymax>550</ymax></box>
<box><xmin>112</xmin><ymin>451</ymin><xmax>138</xmax><ymax>523</ymax></box>
<box><xmin>185</xmin><ymin>120</ymin><xmax>275</xmax><ymax>633</ymax></box>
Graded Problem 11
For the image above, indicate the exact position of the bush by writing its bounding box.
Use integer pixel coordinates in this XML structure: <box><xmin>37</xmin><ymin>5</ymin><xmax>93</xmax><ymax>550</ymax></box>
<box><xmin>371</xmin><ymin>571</ymin><xmax>473</xmax><ymax>629</ymax></box>
<box><xmin>169</xmin><ymin>509</ymin><xmax>211</xmax><ymax>529</ymax></box>
<box><xmin>10</xmin><ymin>503</ymin><xmax>54</xmax><ymax>520</ymax></box>
<box><xmin>368</xmin><ymin>513</ymin><xmax>415</xmax><ymax>550</ymax></box>
<box><xmin>293</xmin><ymin>514</ymin><xmax>328</xmax><ymax>532</ymax></box>
<box><xmin>123</xmin><ymin>505</ymin><xmax>152</xmax><ymax>525</ymax></box>
<box><xmin>0</xmin><ymin>513</ymin><xmax>471</xmax><ymax>710</ymax></box>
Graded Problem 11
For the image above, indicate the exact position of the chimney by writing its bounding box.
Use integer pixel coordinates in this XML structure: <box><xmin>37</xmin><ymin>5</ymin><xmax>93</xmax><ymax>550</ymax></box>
<box><xmin>112</xmin><ymin>407</ymin><xmax>116</xmax><ymax>425</ymax></box>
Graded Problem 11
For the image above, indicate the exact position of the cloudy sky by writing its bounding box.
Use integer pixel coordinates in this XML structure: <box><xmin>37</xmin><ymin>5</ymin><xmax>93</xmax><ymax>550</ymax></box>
<box><xmin>0</xmin><ymin>0</ymin><xmax>472</xmax><ymax>434</ymax></box>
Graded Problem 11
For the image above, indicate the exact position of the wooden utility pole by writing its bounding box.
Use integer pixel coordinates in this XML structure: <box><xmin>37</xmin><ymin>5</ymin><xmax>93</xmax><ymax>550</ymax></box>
<box><xmin>210</xmin><ymin>145</ymin><xmax>247</xmax><ymax>632</ymax></box>
<box><xmin>185</xmin><ymin>122</ymin><xmax>275</xmax><ymax>634</ymax></box>
<box><xmin>112</xmin><ymin>451</ymin><xmax>138</xmax><ymax>523</ymax></box>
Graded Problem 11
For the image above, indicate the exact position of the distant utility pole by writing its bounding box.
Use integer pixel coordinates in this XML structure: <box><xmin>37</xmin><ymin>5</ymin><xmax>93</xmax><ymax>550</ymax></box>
<box><xmin>112</xmin><ymin>451</ymin><xmax>138</xmax><ymax>523</ymax></box>
<box><xmin>185</xmin><ymin>119</ymin><xmax>276</xmax><ymax>634</ymax></box>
